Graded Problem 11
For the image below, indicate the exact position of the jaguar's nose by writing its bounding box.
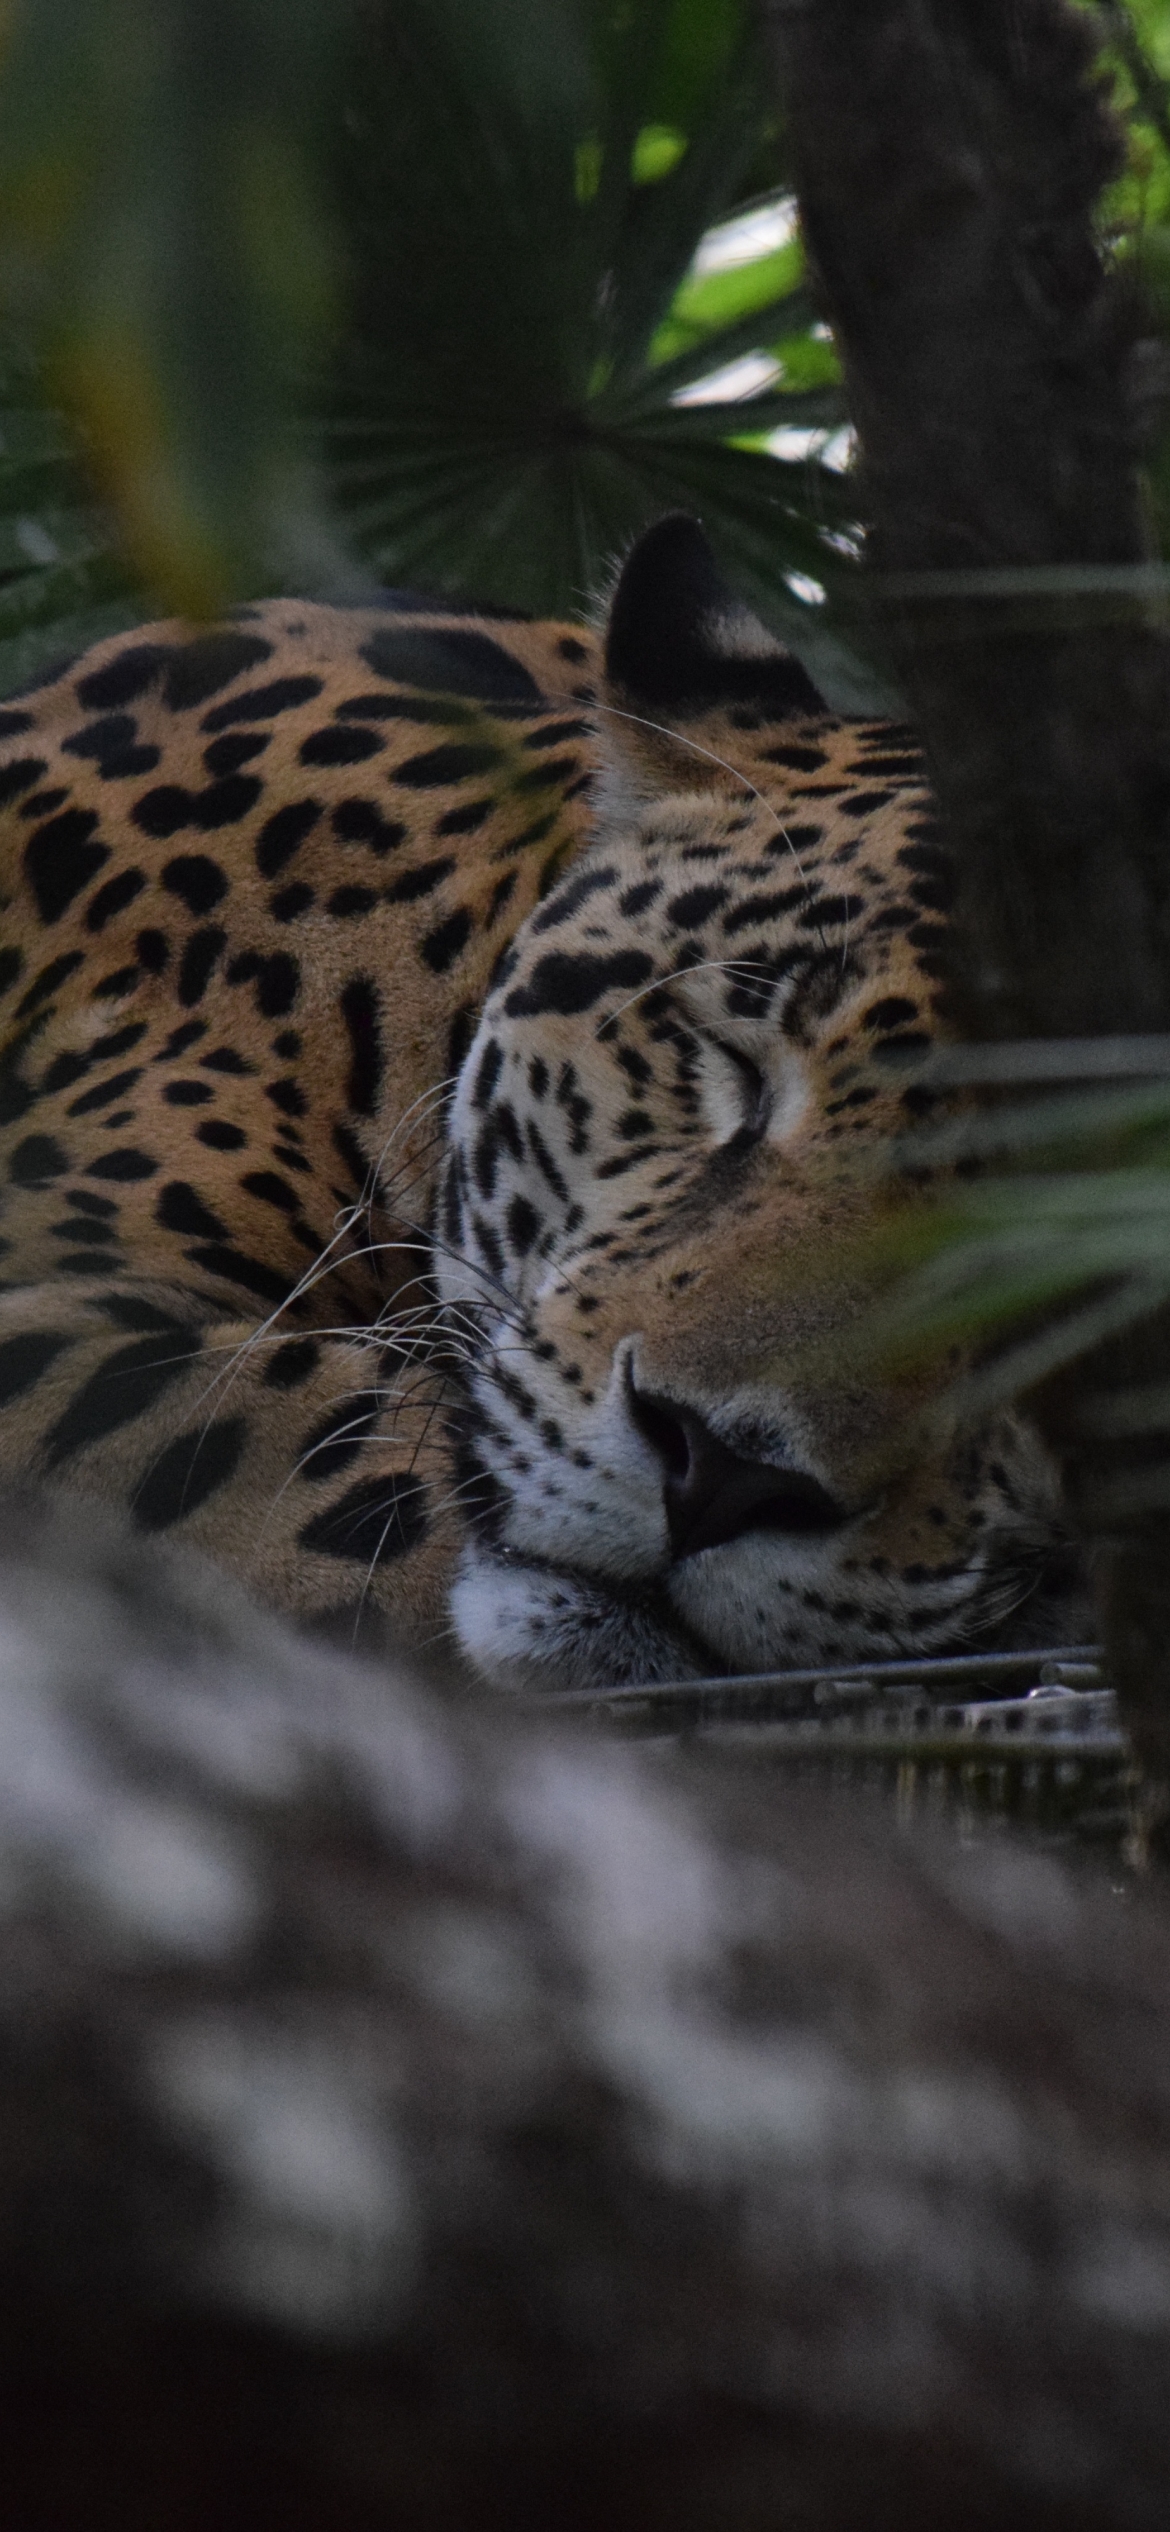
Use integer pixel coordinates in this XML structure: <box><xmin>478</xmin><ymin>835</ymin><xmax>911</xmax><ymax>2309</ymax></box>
<box><xmin>625</xmin><ymin>1371</ymin><xmax>849</xmax><ymax>1559</ymax></box>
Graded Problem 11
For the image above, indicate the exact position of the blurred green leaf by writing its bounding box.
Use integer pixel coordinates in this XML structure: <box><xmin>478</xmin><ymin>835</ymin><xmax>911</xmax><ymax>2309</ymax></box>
<box><xmin>0</xmin><ymin>0</ymin><xmax>336</xmax><ymax>615</ymax></box>
<box><xmin>862</xmin><ymin>1067</ymin><xmax>1170</xmax><ymax>1483</ymax></box>
<box><xmin>632</xmin><ymin>125</ymin><xmax>689</xmax><ymax>184</ymax></box>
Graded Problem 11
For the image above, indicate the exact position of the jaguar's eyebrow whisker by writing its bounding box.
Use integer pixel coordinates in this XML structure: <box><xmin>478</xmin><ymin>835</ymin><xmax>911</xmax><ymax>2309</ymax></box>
<box><xmin>596</xmin><ymin>955</ymin><xmax>776</xmax><ymax>1035</ymax></box>
<box><xmin>591</xmin><ymin>698</ymin><xmax>834</xmax><ymax>957</ymax></box>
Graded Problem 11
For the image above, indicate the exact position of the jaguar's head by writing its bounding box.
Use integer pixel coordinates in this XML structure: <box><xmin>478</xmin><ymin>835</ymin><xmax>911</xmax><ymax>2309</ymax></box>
<box><xmin>435</xmin><ymin>518</ymin><xmax>1084</xmax><ymax>1690</ymax></box>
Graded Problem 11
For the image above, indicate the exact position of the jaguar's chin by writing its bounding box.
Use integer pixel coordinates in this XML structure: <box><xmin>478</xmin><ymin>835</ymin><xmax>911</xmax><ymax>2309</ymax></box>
<box><xmin>450</xmin><ymin>1530</ymin><xmax>1094</xmax><ymax>1697</ymax></box>
<box><xmin>448</xmin><ymin>1548</ymin><xmax>707</xmax><ymax>1695</ymax></box>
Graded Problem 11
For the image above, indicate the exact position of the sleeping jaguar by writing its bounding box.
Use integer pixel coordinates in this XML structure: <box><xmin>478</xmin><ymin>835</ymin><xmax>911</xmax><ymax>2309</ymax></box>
<box><xmin>0</xmin><ymin>514</ymin><xmax>1081</xmax><ymax>1689</ymax></box>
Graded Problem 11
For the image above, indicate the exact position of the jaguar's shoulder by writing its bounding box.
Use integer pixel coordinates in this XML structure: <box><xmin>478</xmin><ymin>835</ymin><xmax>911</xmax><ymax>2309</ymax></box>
<box><xmin>1</xmin><ymin>590</ymin><xmax>600</xmax><ymax>740</ymax></box>
<box><xmin>0</xmin><ymin>587</ymin><xmax>605</xmax><ymax>1143</ymax></box>
<box><xmin>0</xmin><ymin>592</ymin><xmax>604</xmax><ymax>960</ymax></box>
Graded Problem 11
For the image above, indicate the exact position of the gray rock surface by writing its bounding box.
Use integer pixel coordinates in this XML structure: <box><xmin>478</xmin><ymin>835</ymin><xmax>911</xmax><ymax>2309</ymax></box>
<box><xmin>0</xmin><ymin>1490</ymin><xmax>1169</xmax><ymax>2527</ymax></box>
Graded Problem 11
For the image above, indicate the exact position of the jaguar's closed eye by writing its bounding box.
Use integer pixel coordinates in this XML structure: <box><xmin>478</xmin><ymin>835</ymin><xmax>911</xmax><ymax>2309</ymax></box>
<box><xmin>711</xmin><ymin>1038</ymin><xmax>771</xmax><ymax>1140</ymax></box>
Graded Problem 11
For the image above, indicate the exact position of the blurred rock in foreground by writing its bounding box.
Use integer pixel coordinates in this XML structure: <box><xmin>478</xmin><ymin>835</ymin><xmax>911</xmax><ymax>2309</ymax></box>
<box><xmin>0</xmin><ymin>1491</ymin><xmax>1169</xmax><ymax>2528</ymax></box>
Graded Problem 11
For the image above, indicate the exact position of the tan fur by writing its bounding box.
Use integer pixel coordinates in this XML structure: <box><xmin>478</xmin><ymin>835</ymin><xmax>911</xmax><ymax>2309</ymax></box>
<box><xmin>0</xmin><ymin>600</ymin><xmax>594</xmax><ymax>1647</ymax></box>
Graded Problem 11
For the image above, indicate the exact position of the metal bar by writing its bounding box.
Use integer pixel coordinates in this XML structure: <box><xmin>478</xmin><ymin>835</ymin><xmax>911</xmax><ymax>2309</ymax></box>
<box><xmin>923</xmin><ymin>1037</ymin><xmax>1170</xmax><ymax>1083</ymax></box>
<box><xmin>542</xmin><ymin>1645</ymin><xmax>1104</xmax><ymax>1730</ymax></box>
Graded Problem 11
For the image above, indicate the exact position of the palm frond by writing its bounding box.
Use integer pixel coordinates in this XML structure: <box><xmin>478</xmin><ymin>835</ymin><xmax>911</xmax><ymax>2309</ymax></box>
<box><xmin>868</xmin><ymin>1058</ymin><xmax>1170</xmax><ymax>1497</ymax></box>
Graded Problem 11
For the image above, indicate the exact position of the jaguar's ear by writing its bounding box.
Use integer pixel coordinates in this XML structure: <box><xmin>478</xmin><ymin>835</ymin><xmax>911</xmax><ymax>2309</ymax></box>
<box><xmin>604</xmin><ymin>513</ymin><xmax>826</xmax><ymax>725</ymax></box>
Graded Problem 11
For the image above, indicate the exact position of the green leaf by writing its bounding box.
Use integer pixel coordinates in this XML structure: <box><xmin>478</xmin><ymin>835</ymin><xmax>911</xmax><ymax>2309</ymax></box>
<box><xmin>0</xmin><ymin>0</ymin><xmax>337</xmax><ymax>613</ymax></box>
<box><xmin>623</xmin><ymin>388</ymin><xmax>848</xmax><ymax>439</ymax></box>
<box><xmin>651</xmin><ymin>236</ymin><xmax>802</xmax><ymax>361</ymax></box>
<box><xmin>632</xmin><ymin>125</ymin><xmax>689</xmax><ymax>184</ymax></box>
<box><xmin>0</xmin><ymin>596</ymin><xmax>145</xmax><ymax>700</ymax></box>
<box><xmin>859</xmin><ymin>1055</ymin><xmax>1170</xmax><ymax>1434</ymax></box>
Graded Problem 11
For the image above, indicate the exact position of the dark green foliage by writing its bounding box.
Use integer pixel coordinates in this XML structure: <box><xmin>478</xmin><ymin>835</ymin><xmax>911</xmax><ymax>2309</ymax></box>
<box><xmin>318</xmin><ymin>0</ymin><xmax>865</xmax><ymax>692</ymax></box>
<box><xmin>869</xmin><ymin>1050</ymin><xmax>1170</xmax><ymax>1508</ymax></box>
<box><xmin>0</xmin><ymin>0</ymin><xmax>333</xmax><ymax>648</ymax></box>
<box><xmin>0</xmin><ymin>0</ymin><xmax>874</xmax><ymax>700</ymax></box>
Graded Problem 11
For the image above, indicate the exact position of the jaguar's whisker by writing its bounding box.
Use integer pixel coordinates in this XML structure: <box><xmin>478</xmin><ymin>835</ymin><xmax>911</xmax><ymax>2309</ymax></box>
<box><xmin>591</xmin><ymin>699</ymin><xmax>835</xmax><ymax>956</ymax></box>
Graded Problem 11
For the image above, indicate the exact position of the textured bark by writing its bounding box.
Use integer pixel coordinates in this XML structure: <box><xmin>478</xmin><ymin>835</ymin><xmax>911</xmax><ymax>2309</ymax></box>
<box><xmin>2</xmin><ymin>1494</ymin><xmax>1170</xmax><ymax>2528</ymax></box>
<box><xmin>765</xmin><ymin>0</ymin><xmax>1170</xmax><ymax>1783</ymax></box>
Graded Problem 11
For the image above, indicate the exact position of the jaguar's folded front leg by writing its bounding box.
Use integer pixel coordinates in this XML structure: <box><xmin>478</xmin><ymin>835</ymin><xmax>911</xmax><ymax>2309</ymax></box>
<box><xmin>0</xmin><ymin>1274</ymin><xmax>464</xmax><ymax>1650</ymax></box>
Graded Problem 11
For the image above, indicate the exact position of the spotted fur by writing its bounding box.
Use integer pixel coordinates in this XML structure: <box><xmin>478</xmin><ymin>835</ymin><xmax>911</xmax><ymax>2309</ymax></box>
<box><xmin>0</xmin><ymin>518</ymin><xmax>1080</xmax><ymax>1681</ymax></box>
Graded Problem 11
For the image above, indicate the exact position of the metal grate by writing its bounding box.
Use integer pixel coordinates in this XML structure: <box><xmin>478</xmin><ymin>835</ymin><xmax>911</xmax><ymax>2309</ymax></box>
<box><xmin>547</xmin><ymin>1643</ymin><xmax>1111</xmax><ymax>1736</ymax></box>
<box><xmin>538</xmin><ymin>1645</ymin><xmax>1137</xmax><ymax>1851</ymax></box>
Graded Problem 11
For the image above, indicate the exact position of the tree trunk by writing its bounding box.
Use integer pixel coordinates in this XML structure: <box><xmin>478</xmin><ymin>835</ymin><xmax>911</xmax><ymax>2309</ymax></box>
<box><xmin>765</xmin><ymin>0</ymin><xmax>1170</xmax><ymax>1799</ymax></box>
